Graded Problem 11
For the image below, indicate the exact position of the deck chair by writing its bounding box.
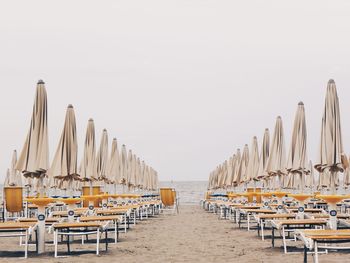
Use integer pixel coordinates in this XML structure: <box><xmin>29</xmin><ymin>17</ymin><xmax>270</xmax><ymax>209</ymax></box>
<box><xmin>0</xmin><ymin>221</ymin><xmax>37</xmax><ymax>258</ymax></box>
<box><xmin>160</xmin><ymin>188</ymin><xmax>178</xmax><ymax>214</ymax></box>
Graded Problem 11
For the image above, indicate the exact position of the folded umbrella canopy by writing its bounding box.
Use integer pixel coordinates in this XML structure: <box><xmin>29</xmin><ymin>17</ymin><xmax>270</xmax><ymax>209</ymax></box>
<box><xmin>5</xmin><ymin>150</ymin><xmax>22</xmax><ymax>186</ymax></box>
<box><xmin>257</xmin><ymin>129</ymin><xmax>270</xmax><ymax>189</ymax></box>
<box><xmin>315</xmin><ymin>80</ymin><xmax>346</xmax><ymax>193</ymax></box>
<box><xmin>344</xmin><ymin>156</ymin><xmax>350</xmax><ymax>188</ymax></box>
<box><xmin>237</xmin><ymin>144</ymin><xmax>249</xmax><ymax>187</ymax></box>
<box><xmin>225</xmin><ymin>155</ymin><xmax>235</xmax><ymax>188</ymax></box>
<box><xmin>107</xmin><ymin>138</ymin><xmax>121</xmax><ymax>192</ymax></box>
<box><xmin>136</xmin><ymin>157</ymin><xmax>142</xmax><ymax>189</ymax></box>
<box><xmin>266</xmin><ymin>116</ymin><xmax>287</xmax><ymax>190</ymax></box>
<box><xmin>286</xmin><ymin>102</ymin><xmax>309</xmax><ymax>191</ymax></box>
<box><xmin>246</xmin><ymin>136</ymin><xmax>260</xmax><ymax>184</ymax></box>
<box><xmin>305</xmin><ymin>160</ymin><xmax>315</xmax><ymax>190</ymax></box>
<box><xmin>96</xmin><ymin>129</ymin><xmax>109</xmax><ymax>183</ymax></box>
<box><xmin>140</xmin><ymin>160</ymin><xmax>146</xmax><ymax>190</ymax></box>
<box><xmin>232</xmin><ymin>149</ymin><xmax>242</xmax><ymax>187</ymax></box>
<box><xmin>16</xmin><ymin>80</ymin><xmax>49</xmax><ymax>180</ymax></box>
<box><xmin>80</xmin><ymin>119</ymin><xmax>97</xmax><ymax>182</ymax></box>
<box><xmin>119</xmin><ymin>145</ymin><xmax>128</xmax><ymax>186</ymax></box>
<box><xmin>126</xmin><ymin>150</ymin><xmax>135</xmax><ymax>189</ymax></box>
<box><xmin>50</xmin><ymin>105</ymin><xmax>79</xmax><ymax>193</ymax></box>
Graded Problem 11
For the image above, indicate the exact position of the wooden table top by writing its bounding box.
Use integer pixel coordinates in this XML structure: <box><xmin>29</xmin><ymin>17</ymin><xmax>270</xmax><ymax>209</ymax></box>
<box><xmin>0</xmin><ymin>222</ymin><xmax>37</xmax><ymax>229</ymax></box>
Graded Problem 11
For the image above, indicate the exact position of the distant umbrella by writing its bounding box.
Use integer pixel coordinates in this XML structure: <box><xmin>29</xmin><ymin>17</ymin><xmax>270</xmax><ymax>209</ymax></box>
<box><xmin>238</xmin><ymin>145</ymin><xmax>249</xmax><ymax>185</ymax></box>
<box><xmin>108</xmin><ymin>138</ymin><xmax>121</xmax><ymax>186</ymax></box>
<box><xmin>286</xmin><ymin>102</ymin><xmax>309</xmax><ymax>190</ymax></box>
<box><xmin>232</xmin><ymin>149</ymin><xmax>242</xmax><ymax>187</ymax></box>
<box><xmin>225</xmin><ymin>155</ymin><xmax>235</xmax><ymax>188</ymax></box>
<box><xmin>305</xmin><ymin>161</ymin><xmax>315</xmax><ymax>190</ymax></box>
<box><xmin>266</xmin><ymin>116</ymin><xmax>287</xmax><ymax>190</ymax></box>
<box><xmin>119</xmin><ymin>145</ymin><xmax>128</xmax><ymax>185</ymax></box>
<box><xmin>80</xmin><ymin>119</ymin><xmax>97</xmax><ymax>182</ymax></box>
<box><xmin>5</xmin><ymin>150</ymin><xmax>22</xmax><ymax>186</ymax></box>
<box><xmin>16</xmin><ymin>80</ymin><xmax>49</xmax><ymax>178</ymax></box>
<box><xmin>246</xmin><ymin>137</ymin><xmax>260</xmax><ymax>183</ymax></box>
<box><xmin>315</xmin><ymin>80</ymin><xmax>346</xmax><ymax>193</ymax></box>
<box><xmin>96</xmin><ymin>129</ymin><xmax>109</xmax><ymax>182</ymax></box>
<box><xmin>257</xmin><ymin>129</ymin><xmax>270</xmax><ymax>190</ymax></box>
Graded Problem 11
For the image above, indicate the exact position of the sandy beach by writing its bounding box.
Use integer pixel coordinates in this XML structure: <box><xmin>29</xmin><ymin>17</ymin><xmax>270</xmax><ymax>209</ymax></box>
<box><xmin>0</xmin><ymin>205</ymin><xmax>349</xmax><ymax>263</ymax></box>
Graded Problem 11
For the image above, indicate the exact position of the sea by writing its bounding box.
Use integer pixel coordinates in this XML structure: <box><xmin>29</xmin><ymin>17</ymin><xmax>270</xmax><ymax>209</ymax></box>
<box><xmin>0</xmin><ymin>181</ymin><xmax>208</xmax><ymax>205</ymax></box>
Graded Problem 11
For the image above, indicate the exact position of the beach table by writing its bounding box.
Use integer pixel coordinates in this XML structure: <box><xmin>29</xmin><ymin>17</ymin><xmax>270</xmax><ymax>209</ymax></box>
<box><xmin>270</xmin><ymin>219</ymin><xmax>327</xmax><ymax>254</ymax></box>
<box><xmin>296</xmin><ymin>229</ymin><xmax>350</xmax><ymax>263</ymax></box>
<box><xmin>254</xmin><ymin>213</ymin><xmax>296</xmax><ymax>240</ymax></box>
<box><xmin>0</xmin><ymin>221</ymin><xmax>37</xmax><ymax>258</ymax></box>
<box><xmin>239</xmin><ymin>209</ymin><xmax>276</xmax><ymax>230</ymax></box>
<box><xmin>53</xmin><ymin>221</ymin><xmax>108</xmax><ymax>257</ymax></box>
<box><xmin>80</xmin><ymin>215</ymin><xmax>123</xmax><ymax>243</ymax></box>
<box><xmin>287</xmin><ymin>208</ymin><xmax>325</xmax><ymax>214</ymax></box>
<box><xmin>49</xmin><ymin>209</ymin><xmax>87</xmax><ymax>218</ymax></box>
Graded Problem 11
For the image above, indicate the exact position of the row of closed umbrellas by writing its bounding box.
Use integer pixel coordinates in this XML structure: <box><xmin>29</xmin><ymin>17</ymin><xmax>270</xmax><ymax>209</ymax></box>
<box><xmin>208</xmin><ymin>79</ymin><xmax>349</xmax><ymax>193</ymax></box>
<box><xmin>4</xmin><ymin>80</ymin><xmax>159</xmax><ymax>195</ymax></box>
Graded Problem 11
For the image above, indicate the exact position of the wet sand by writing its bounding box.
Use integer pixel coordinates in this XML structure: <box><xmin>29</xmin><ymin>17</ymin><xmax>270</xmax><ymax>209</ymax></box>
<box><xmin>0</xmin><ymin>205</ymin><xmax>349</xmax><ymax>262</ymax></box>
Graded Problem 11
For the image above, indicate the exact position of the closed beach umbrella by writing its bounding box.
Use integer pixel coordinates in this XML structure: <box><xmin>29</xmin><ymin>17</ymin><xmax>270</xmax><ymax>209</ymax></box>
<box><xmin>140</xmin><ymin>160</ymin><xmax>146</xmax><ymax>189</ymax></box>
<box><xmin>286</xmin><ymin>102</ymin><xmax>309</xmax><ymax>190</ymax></box>
<box><xmin>257</xmin><ymin>129</ymin><xmax>270</xmax><ymax>190</ymax></box>
<box><xmin>108</xmin><ymin>138</ymin><xmax>121</xmax><ymax>188</ymax></box>
<box><xmin>266</xmin><ymin>116</ymin><xmax>287</xmax><ymax>190</ymax></box>
<box><xmin>80</xmin><ymin>119</ymin><xmax>97</xmax><ymax>182</ymax></box>
<box><xmin>136</xmin><ymin>157</ymin><xmax>142</xmax><ymax>188</ymax></box>
<box><xmin>344</xmin><ymin>156</ymin><xmax>350</xmax><ymax>188</ymax></box>
<box><xmin>120</xmin><ymin>145</ymin><xmax>128</xmax><ymax>185</ymax></box>
<box><xmin>315</xmin><ymin>80</ymin><xmax>345</xmax><ymax>193</ymax></box>
<box><xmin>246</xmin><ymin>136</ymin><xmax>260</xmax><ymax>183</ymax></box>
<box><xmin>4</xmin><ymin>169</ymin><xmax>10</xmax><ymax>187</ymax></box>
<box><xmin>16</xmin><ymin>80</ymin><xmax>49</xmax><ymax>180</ymax></box>
<box><xmin>126</xmin><ymin>150</ymin><xmax>134</xmax><ymax>188</ymax></box>
<box><xmin>232</xmin><ymin>149</ymin><xmax>242</xmax><ymax>187</ymax></box>
<box><xmin>6</xmin><ymin>150</ymin><xmax>22</xmax><ymax>186</ymax></box>
<box><xmin>238</xmin><ymin>145</ymin><xmax>249</xmax><ymax>186</ymax></box>
<box><xmin>305</xmin><ymin>160</ymin><xmax>315</xmax><ymax>190</ymax></box>
<box><xmin>50</xmin><ymin>105</ymin><xmax>79</xmax><ymax>186</ymax></box>
<box><xmin>96</xmin><ymin>129</ymin><xmax>109</xmax><ymax>182</ymax></box>
<box><xmin>225</xmin><ymin>155</ymin><xmax>235</xmax><ymax>188</ymax></box>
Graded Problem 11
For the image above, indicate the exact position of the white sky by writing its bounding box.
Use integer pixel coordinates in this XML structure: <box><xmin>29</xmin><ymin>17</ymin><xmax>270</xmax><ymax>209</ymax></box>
<box><xmin>1</xmin><ymin>0</ymin><xmax>350</xmax><ymax>182</ymax></box>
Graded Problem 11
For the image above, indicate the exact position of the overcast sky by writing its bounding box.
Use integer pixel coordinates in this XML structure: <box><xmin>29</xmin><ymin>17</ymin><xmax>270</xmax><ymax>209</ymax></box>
<box><xmin>1</xmin><ymin>0</ymin><xmax>350</xmax><ymax>182</ymax></box>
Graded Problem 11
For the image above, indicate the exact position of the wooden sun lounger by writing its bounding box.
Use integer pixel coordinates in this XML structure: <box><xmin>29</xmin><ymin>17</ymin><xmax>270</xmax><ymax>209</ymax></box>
<box><xmin>0</xmin><ymin>222</ymin><xmax>37</xmax><ymax>258</ymax></box>
<box><xmin>254</xmin><ymin>213</ymin><xmax>296</xmax><ymax>240</ymax></box>
<box><xmin>50</xmin><ymin>210</ymin><xmax>87</xmax><ymax>218</ymax></box>
<box><xmin>296</xmin><ymin>229</ymin><xmax>350</xmax><ymax>263</ymax></box>
<box><xmin>287</xmin><ymin>208</ymin><xmax>324</xmax><ymax>214</ymax></box>
<box><xmin>271</xmin><ymin>219</ymin><xmax>327</xmax><ymax>254</ymax></box>
<box><xmin>80</xmin><ymin>215</ymin><xmax>124</xmax><ymax>243</ymax></box>
<box><xmin>238</xmin><ymin>209</ymin><xmax>276</xmax><ymax>231</ymax></box>
<box><xmin>53</xmin><ymin>221</ymin><xmax>108</xmax><ymax>257</ymax></box>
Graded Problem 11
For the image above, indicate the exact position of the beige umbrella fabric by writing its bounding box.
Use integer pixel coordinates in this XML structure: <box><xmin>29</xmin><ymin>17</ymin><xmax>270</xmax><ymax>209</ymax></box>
<box><xmin>286</xmin><ymin>102</ymin><xmax>309</xmax><ymax>190</ymax></box>
<box><xmin>246</xmin><ymin>137</ymin><xmax>260</xmax><ymax>183</ymax></box>
<box><xmin>80</xmin><ymin>119</ymin><xmax>97</xmax><ymax>181</ymax></box>
<box><xmin>5</xmin><ymin>150</ymin><xmax>22</xmax><ymax>186</ymax></box>
<box><xmin>315</xmin><ymin>80</ymin><xmax>346</xmax><ymax>192</ymax></box>
<box><xmin>136</xmin><ymin>157</ymin><xmax>142</xmax><ymax>188</ymax></box>
<box><xmin>16</xmin><ymin>80</ymin><xmax>49</xmax><ymax>178</ymax></box>
<box><xmin>225</xmin><ymin>155</ymin><xmax>235</xmax><ymax>187</ymax></box>
<box><xmin>238</xmin><ymin>145</ymin><xmax>249</xmax><ymax>185</ymax></box>
<box><xmin>107</xmin><ymin>138</ymin><xmax>120</xmax><ymax>185</ymax></box>
<box><xmin>119</xmin><ymin>145</ymin><xmax>128</xmax><ymax>185</ymax></box>
<box><xmin>96</xmin><ymin>129</ymin><xmax>109</xmax><ymax>182</ymax></box>
<box><xmin>232</xmin><ymin>149</ymin><xmax>242</xmax><ymax>187</ymax></box>
<box><xmin>266</xmin><ymin>116</ymin><xmax>287</xmax><ymax>189</ymax></box>
<box><xmin>50</xmin><ymin>105</ymin><xmax>79</xmax><ymax>182</ymax></box>
<box><xmin>305</xmin><ymin>160</ymin><xmax>315</xmax><ymax>189</ymax></box>
<box><xmin>126</xmin><ymin>150</ymin><xmax>134</xmax><ymax>188</ymax></box>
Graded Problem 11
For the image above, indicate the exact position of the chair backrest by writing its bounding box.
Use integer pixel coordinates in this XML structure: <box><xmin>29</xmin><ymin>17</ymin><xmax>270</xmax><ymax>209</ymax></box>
<box><xmin>160</xmin><ymin>188</ymin><xmax>176</xmax><ymax>206</ymax></box>
<box><xmin>4</xmin><ymin>187</ymin><xmax>23</xmax><ymax>213</ymax></box>
<box><xmin>82</xmin><ymin>186</ymin><xmax>101</xmax><ymax>207</ymax></box>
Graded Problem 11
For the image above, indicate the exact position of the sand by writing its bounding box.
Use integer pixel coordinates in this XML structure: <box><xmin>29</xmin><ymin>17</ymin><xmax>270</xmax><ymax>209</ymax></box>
<box><xmin>0</xmin><ymin>205</ymin><xmax>349</xmax><ymax>262</ymax></box>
